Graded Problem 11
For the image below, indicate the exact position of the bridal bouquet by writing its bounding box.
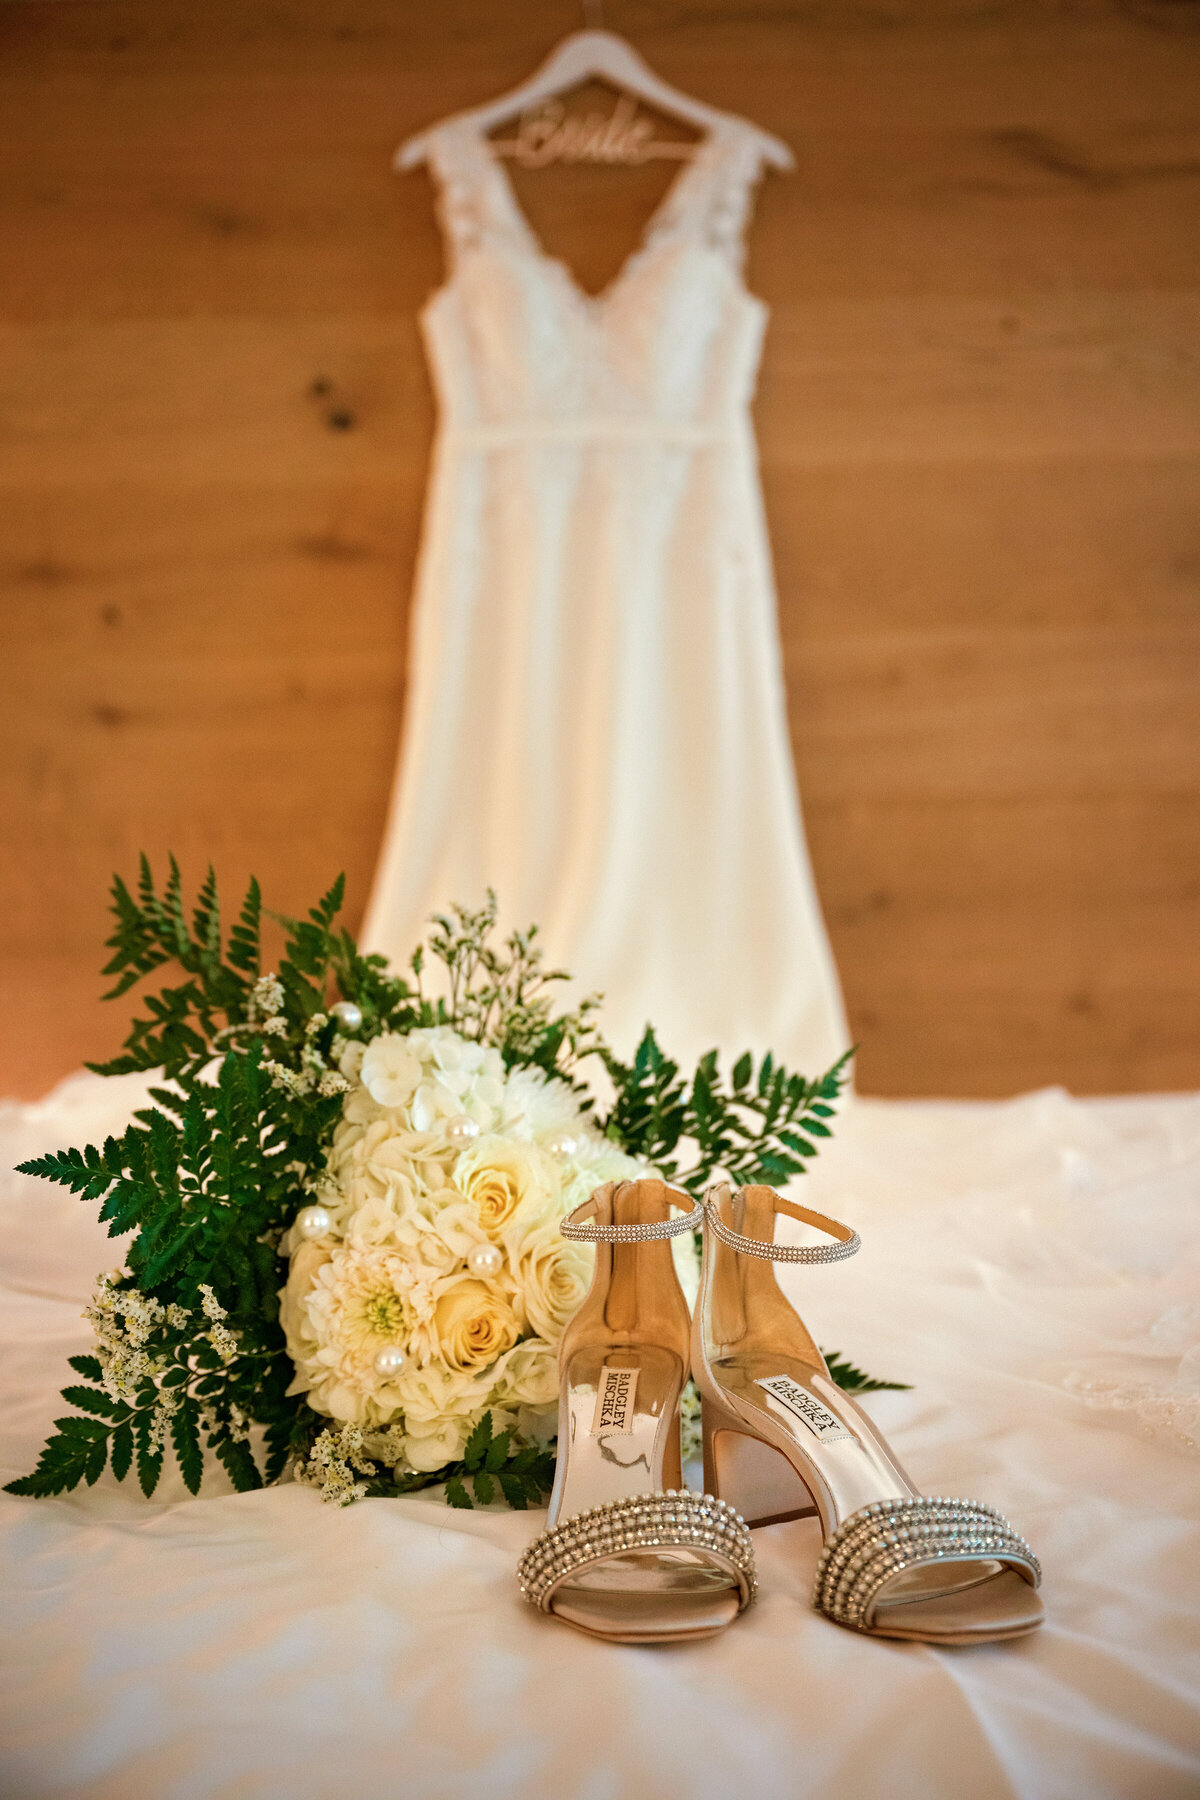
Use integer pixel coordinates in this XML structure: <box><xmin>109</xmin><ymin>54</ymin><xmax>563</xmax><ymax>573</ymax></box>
<box><xmin>8</xmin><ymin>863</ymin><xmax>871</xmax><ymax>1511</ymax></box>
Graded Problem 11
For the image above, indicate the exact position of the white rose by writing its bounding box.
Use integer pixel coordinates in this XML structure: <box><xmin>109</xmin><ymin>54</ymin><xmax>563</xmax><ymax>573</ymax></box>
<box><xmin>508</xmin><ymin>1214</ymin><xmax>593</xmax><ymax>1344</ymax></box>
<box><xmin>492</xmin><ymin>1338</ymin><xmax>559</xmax><ymax>1409</ymax></box>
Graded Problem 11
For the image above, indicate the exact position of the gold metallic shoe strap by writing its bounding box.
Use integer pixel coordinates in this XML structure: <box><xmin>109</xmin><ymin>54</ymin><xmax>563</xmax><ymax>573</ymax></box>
<box><xmin>517</xmin><ymin>1491</ymin><xmax>757</xmax><ymax>1613</ymax></box>
<box><xmin>561</xmin><ymin>1183</ymin><xmax>703</xmax><ymax>1243</ymax></box>
<box><xmin>704</xmin><ymin>1186</ymin><xmax>861</xmax><ymax>1263</ymax></box>
<box><xmin>812</xmin><ymin>1497</ymin><xmax>1042</xmax><ymax>1632</ymax></box>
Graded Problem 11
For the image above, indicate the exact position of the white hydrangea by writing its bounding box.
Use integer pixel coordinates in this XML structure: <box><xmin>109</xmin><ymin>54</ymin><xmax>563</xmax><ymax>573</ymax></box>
<box><xmin>360</xmin><ymin>1035</ymin><xmax>422</xmax><ymax>1109</ymax></box>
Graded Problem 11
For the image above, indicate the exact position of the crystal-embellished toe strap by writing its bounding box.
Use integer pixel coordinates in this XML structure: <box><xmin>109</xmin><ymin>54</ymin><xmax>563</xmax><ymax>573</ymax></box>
<box><xmin>812</xmin><ymin>1496</ymin><xmax>1042</xmax><ymax>1632</ymax></box>
<box><xmin>517</xmin><ymin>1490</ymin><xmax>757</xmax><ymax>1613</ymax></box>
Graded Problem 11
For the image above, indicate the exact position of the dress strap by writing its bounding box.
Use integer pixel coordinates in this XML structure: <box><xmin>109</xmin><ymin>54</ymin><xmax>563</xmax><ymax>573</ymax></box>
<box><xmin>424</xmin><ymin>122</ymin><xmax>533</xmax><ymax>265</ymax></box>
<box><xmin>645</xmin><ymin>120</ymin><xmax>768</xmax><ymax>271</ymax></box>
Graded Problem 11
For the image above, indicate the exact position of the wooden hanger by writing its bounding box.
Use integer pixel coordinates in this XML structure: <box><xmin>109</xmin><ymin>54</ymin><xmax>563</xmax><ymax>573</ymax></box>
<box><xmin>395</xmin><ymin>28</ymin><xmax>794</xmax><ymax>173</ymax></box>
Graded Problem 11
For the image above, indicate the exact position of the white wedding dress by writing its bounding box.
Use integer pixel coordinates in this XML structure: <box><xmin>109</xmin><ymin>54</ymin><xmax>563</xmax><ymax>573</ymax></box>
<box><xmin>365</xmin><ymin>110</ymin><xmax>849</xmax><ymax>1074</ymax></box>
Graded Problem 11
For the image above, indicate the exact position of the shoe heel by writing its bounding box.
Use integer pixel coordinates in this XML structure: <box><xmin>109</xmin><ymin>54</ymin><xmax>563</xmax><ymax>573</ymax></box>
<box><xmin>702</xmin><ymin>1395</ymin><xmax>817</xmax><ymax>1527</ymax></box>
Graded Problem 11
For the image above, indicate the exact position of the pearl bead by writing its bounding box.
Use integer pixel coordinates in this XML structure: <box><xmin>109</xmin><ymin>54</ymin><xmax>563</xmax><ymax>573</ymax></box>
<box><xmin>373</xmin><ymin>1345</ymin><xmax>407</xmax><ymax>1379</ymax></box>
<box><xmin>544</xmin><ymin>1131</ymin><xmax>578</xmax><ymax>1160</ymax></box>
<box><xmin>466</xmin><ymin>1243</ymin><xmax>503</xmax><ymax>1279</ymax></box>
<box><xmin>445</xmin><ymin>1114</ymin><xmax>481</xmax><ymax>1147</ymax></box>
<box><xmin>330</xmin><ymin>1001</ymin><xmax>363</xmax><ymax>1032</ymax></box>
<box><xmin>295</xmin><ymin>1204</ymin><xmax>332</xmax><ymax>1240</ymax></box>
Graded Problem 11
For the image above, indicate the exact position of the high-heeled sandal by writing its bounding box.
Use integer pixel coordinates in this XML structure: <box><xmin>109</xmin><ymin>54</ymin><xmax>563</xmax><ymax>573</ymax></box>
<box><xmin>516</xmin><ymin>1178</ymin><xmax>756</xmax><ymax>1644</ymax></box>
<box><xmin>694</xmin><ymin>1182</ymin><xmax>1043</xmax><ymax>1644</ymax></box>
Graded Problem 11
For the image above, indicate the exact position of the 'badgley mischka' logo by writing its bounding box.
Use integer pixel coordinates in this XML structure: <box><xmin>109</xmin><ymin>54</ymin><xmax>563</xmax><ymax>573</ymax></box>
<box><xmin>592</xmin><ymin>1366</ymin><xmax>639</xmax><ymax>1435</ymax></box>
<box><xmin>756</xmin><ymin>1375</ymin><xmax>853</xmax><ymax>1444</ymax></box>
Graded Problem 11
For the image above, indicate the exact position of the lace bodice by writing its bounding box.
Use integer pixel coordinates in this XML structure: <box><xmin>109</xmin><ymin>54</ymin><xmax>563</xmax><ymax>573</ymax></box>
<box><xmin>421</xmin><ymin>119</ymin><xmax>769</xmax><ymax>436</ymax></box>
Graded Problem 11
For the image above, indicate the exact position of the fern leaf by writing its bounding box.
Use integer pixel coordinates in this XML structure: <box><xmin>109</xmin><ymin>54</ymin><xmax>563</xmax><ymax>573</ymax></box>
<box><xmin>170</xmin><ymin>1398</ymin><xmax>204</xmax><ymax>1495</ymax></box>
<box><xmin>134</xmin><ymin>1412</ymin><xmax>164</xmax><ymax>1498</ymax></box>
<box><xmin>497</xmin><ymin>1470</ymin><xmax>529</xmax><ymax>1509</ymax></box>
<box><xmin>60</xmin><ymin>1385</ymin><xmax>125</xmax><ymax>1421</ymax></box>
<box><xmin>483</xmin><ymin>1429</ymin><xmax>511</xmax><ymax>1474</ymax></box>
<box><xmin>214</xmin><ymin>1437</ymin><xmax>262</xmax><ymax>1494</ymax></box>
<box><xmin>462</xmin><ymin>1413</ymin><xmax>493</xmax><ymax>1468</ymax></box>
<box><xmin>823</xmin><ymin>1350</ymin><xmax>911</xmax><ymax>1394</ymax></box>
<box><xmin>3</xmin><ymin>1421</ymin><xmax>109</xmax><ymax>1498</ymax></box>
<box><xmin>227</xmin><ymin>876</ymin><xmax>262</xmax><ymax>975</ymax></box>
<box><xmin>110</xmin><ymin>1421</ymin><xmax>134</xmax><ymax>1483</ymax></box>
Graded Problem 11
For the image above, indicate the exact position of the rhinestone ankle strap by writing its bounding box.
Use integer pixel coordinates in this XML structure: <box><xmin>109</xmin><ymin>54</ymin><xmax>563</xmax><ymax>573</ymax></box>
<box><xmin>517</xmin><ymin>1490</ymin><xmax>757</xmax><ymax>1613</ymax></box>
<box><xmin>812</xmin><ymin>1496</ymin><xmax>1042</xmax><ymax>1632</ymax></box>
<box><xmin>561</xmin><ymin>1181</ymin><xmax>703</xmax><ymax>1244</ymax></box>
<box><xmin>704</xmin><ymin>1184</ymin><xmax>860</xmax><ymax>1264</ymax></box>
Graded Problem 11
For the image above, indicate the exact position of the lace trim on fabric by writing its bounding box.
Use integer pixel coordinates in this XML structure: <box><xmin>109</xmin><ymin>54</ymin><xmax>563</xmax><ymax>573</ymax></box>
<box><xmin>657</xmin><ymin>130</ymin><xmax>764</xmax><ymax>271</ymax></box>
<box><xmin>425</xmin><ymin>117</ymin><xmax>766</xmax><ymax>273</ymax></box>
<box><xmin>1064</xmin><ymin>1372</ymin><xmax>1200</xmax><ymax>1453</ymax></box>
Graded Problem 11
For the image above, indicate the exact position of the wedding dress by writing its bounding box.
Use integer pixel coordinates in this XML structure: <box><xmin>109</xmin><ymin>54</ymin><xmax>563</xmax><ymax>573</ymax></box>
<box><xmin>364</xmin><ymin>109</ymin><xmax>849</xmax><ymax>1075</ymax></box>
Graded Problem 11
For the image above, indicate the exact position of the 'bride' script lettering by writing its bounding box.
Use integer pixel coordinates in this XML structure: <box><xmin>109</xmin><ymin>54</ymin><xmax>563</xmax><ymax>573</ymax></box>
<box><xmin>497</xmin><ymin>95</ymin><xmax>693</xmax><ymax>168</ymax></box>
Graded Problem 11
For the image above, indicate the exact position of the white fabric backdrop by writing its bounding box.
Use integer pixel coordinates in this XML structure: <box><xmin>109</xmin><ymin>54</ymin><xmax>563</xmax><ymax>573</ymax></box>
<box><xmin>2</xmin><ymin>1070</ymin><xmax>1198</xmax><ymax>1799</ymax></box>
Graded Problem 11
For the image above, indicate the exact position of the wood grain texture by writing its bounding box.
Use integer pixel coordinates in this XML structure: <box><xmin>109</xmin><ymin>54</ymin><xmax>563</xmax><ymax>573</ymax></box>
<box><xmin>1</xmin><ymin>0</ymin><xmax>1198</xmax><ymax>1098</ymax></box>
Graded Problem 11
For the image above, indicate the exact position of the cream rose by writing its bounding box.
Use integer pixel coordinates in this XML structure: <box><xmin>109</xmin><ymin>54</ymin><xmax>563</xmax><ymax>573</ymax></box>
<box><xmin>279</xmin><ymin>1239</ymin><xmax>333</xmax><ymax>1376</ymax></box>
<box><xmin>453</xmin><ymin>1136</ymin><xmax>556</xmax><ymax>1234</ymax></box>
<box><xmin>509</xmin><ymin>1215</ymin><xmax>593</xmax><ymax>1344</ymax></box>
<box><xmin>432</xmin><ymin>1275</ymin><xmax>520</xmax><ymax>1372</ymax></box>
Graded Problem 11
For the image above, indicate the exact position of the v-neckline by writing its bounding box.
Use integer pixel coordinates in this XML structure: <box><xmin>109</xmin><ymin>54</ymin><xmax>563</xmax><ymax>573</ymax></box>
<box><xmin>473</xmin><ymin>116</ymin><xmax>724</xmax><ymax>314</ymax></box>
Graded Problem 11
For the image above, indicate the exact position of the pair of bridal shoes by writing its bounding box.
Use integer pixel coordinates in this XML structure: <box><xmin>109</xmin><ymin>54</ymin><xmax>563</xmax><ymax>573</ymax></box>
<box><xmin>516</xmin><ymin>1178</ymin><xmax>1043</xmax><ymax>1647</ymax></box>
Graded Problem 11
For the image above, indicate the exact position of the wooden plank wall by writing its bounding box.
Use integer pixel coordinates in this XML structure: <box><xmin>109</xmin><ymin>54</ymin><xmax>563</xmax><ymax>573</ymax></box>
<box><xmin>2</xmin><ymin>0</ymin><xmax>1198</xmax><ymax>1099</ymax></box>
